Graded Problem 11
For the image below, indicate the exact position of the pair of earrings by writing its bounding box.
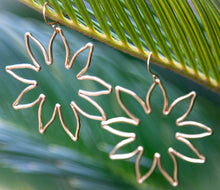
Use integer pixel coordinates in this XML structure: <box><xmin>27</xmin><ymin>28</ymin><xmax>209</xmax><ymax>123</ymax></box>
<box><xmin>5</xmin><ymin>2</ymin><xmax>212</xmax><ymax>187</ymax></box>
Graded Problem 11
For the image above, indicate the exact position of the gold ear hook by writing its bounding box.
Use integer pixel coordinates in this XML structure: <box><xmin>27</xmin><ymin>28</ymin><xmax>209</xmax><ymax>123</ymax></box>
<box><xmin>43</xmin><ymin>2</ymin><xmax>59</xmax><ymax>26</ymax></box>
<box><xmin>147</xmin><ymin>52</ymin><xmax>160</xmax><ymax>83</ymax></box>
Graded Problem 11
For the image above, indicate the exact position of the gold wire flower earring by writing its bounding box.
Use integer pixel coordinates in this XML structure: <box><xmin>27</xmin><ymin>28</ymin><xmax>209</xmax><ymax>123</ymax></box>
<box><xmin>5</xmin><ymin>2</ymin><xmax>112</xmax><ymax>141</ymax></box>
<box><xmin>101</xmin><ymin>52</ymin><xmax>212</xmax><ymax>186</ymax></box>
<box><xmin>4</xmin><ymin>1</ymin><xmax>212</xmax><ymax>187</ymax></box>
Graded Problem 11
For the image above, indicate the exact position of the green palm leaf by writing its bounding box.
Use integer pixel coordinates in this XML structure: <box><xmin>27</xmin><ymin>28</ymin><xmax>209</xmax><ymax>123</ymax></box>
<box><xmin>20</xmin><ymin>0</ymin><xmax>220</xmax><ymax>93</ymax></box>
<box><xmin>1</xmin><ymin>1</ymin><xmax>220</xmax><ymax>190</ymax></box>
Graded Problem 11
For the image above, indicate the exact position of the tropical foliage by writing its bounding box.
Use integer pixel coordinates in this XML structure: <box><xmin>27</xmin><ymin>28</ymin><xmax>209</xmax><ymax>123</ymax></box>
<box><xmin>0</xmin><ymin>0</ymin><xmax>219</xmax><ymax>190</ymax></box>
<box><xmin>20</xmin><ymin>0</ymin><xmax>220</xmax><ymax>93</ymax></box>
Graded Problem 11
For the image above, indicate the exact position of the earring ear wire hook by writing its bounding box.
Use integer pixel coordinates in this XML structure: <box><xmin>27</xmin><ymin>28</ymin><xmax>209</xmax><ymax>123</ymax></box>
<box><xmin>147</xmin><ymin>52</ymin><xmax>160</xmax><ymax>83</ymax></box>
<box><xmin>43</xmin><ymin>2</ymin><xmax>60</xmax><ymax>26</ymax></box>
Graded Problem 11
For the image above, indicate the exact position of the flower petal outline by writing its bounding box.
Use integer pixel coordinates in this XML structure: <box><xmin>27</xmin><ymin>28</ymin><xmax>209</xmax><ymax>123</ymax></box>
<box><xmin>6</xmin><ymin>24</ymin><xmax>112</xmax><ymax>141</ymax></box>
<box><xmin>101</xmin><ymin>86</ymin><xmax>146</xmax><ymax>160</ymax></box>
<box><xmin>101</xmin><ymin>85</ymin><xmax>179</xmax><ymax>186</ymax></box>
<box><xmin>101</xmin><ymin>53</ymin><xmax>212</xmax><ymax>186</ymax></box>
<box><xmin>154</xmin><ymin>77</ymin><xmax>212</xmax><ymax>163</ymax></box>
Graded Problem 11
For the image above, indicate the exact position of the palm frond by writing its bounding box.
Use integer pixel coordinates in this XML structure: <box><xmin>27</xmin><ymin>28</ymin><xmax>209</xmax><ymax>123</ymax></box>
<box><xmin>1</xmin><ymin>9</ymin><xmax>220</xmax><ymax>189</ymax></box>
<box><xmin>20</xmin><ymin>0</ymin><xmax>220</xmax><ymax>93</ymax></box>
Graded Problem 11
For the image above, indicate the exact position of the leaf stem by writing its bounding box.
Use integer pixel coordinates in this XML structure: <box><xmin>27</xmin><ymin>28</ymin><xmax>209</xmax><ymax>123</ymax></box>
<box><xmin>19</xmin><ymin>0</ymin><xmax>220</xmax><ymax>94</ymax></box>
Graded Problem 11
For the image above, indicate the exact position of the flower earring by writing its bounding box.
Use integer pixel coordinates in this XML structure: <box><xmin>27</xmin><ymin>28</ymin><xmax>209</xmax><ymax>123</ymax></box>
<box><xmin>101</xmin><ymin>52</ymin><xmax>212</xmax><ymax>186</ymax></box>
<box><xmin>5</xmin><ymin>2</ymin><xmax>112</xmax><ymax>141</ymax></box>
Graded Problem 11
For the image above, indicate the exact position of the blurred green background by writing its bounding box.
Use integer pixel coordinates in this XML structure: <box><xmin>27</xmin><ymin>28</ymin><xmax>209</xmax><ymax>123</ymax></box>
<box><xmin>0</xmin><ymin>1</ymin><xmax>219</xmax><ymax>189</ymax></box>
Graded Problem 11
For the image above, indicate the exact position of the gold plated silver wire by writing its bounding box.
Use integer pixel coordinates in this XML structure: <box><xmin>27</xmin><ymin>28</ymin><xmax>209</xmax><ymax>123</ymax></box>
<box><xmin>101</xmin><ymin>52</ymin><xmax>212</xmax><ymax>186</ymax></box>
<box><xmin>5</xmin><ymin>2</ymin><xmax>112</xmax><ymax>141</ymax></box>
